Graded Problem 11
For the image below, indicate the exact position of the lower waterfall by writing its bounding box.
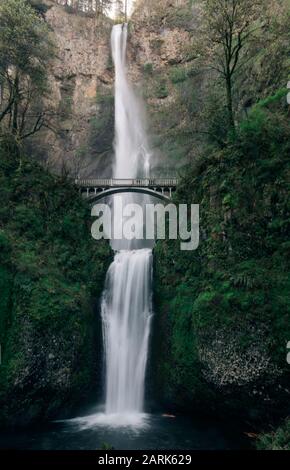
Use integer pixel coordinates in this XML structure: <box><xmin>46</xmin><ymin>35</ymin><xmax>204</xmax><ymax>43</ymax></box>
<box><xmin>101</xmin><ymin>249</ymin><xmax>153</xmax><ymax>418</ymax></box>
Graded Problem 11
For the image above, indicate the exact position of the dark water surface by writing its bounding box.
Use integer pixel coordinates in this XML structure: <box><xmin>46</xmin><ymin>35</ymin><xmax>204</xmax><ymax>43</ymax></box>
<box><xmin>0</xmin><ymin>405</ymin><xmax>251</xmax><ymax>450</ymax></box>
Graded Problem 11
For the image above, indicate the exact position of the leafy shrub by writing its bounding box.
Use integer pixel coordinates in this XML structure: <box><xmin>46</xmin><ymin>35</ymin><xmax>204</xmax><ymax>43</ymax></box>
<box><xmin>257</xmin><ymin>419</ymin><xmax>290</xmax><ymax>450</ymax></box>
<box><xmin>170</xmin><ymin>67</ymin><xmax>188</xmax><ymax>84</ymax></box>
<box><xmin>143</xmin><ymin>62</ymin><xmax>153</xmax><ymax>75</ymax></box>
<box><xmin>156</xmin><ymin>79</ymin><xmax>169</xmax><ymax>99</ymax></box>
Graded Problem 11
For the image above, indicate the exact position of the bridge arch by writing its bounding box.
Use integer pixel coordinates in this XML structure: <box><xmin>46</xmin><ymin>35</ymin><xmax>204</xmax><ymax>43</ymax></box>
<box><xmin>89</xmin><ymin>187</ymin><xmax>171</xmax><ymax>205</ymax></box>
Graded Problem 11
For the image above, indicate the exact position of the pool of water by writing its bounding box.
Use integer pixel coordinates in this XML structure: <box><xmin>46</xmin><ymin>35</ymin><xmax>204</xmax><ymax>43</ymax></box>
<box><xmin>0</xmin><ymin>405</ymin><xmax>251</xmax><ymax>450</ymax></box>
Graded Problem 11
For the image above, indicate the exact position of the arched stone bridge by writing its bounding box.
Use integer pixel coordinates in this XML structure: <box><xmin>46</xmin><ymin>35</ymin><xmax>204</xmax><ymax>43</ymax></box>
<box><xmin>75</xmin><ymin>178</ymin><xmax>179</xmax><ymax>203</ymax></box>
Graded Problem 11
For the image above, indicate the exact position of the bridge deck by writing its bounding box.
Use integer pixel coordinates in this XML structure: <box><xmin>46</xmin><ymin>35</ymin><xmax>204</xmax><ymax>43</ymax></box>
<box><xmin>75</xmin><ymin>178</ymin><xmax>179</xmax><ymax>201</ymax></box>
<box><xmin>75</xmin><ymin>178</ymin><xmax>178</xmax><ymax>188</ymax></box>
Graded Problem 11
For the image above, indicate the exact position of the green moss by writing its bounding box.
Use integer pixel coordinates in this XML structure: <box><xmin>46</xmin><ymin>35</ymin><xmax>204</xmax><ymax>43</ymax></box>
<box><xmin>153</xmin><ymin>99</ymin><xmax>290</xmax><ymax>419</ymax></box>
<box><xmin>0</xmin><ymin>141</ymin><xmax>112</xmax><ymax>426</ymax></box>
<box><xmin>89</xmin><ymin>89</ymin><xmax>114</xmax><ymax>157</ymax></box>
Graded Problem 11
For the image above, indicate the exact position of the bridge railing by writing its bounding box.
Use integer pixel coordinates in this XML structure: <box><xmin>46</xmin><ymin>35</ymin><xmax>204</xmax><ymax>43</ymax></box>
<box><xmin>75</xmin><ymin>178</ymin><xmax>179</xmax><ymax>187</ymax></box>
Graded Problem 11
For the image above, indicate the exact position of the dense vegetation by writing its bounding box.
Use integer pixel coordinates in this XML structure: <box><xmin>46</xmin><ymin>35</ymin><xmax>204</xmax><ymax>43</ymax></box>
<box><xmin>0</xmin><ymin>0</ymin><xmax>289</xmax><ymax>451</ymax></box>
<box><xmin>148</xmin><ymin>0</ymin><xmax>290</xmax><ymax>449</ymax></box>
<box><xmin>154</xmin><ymin>97</ymin><xmax>290</xmax><ymax>416</ymax></box>
<box><xmin>0</xmin><ymin>138</ymin><xmax>111</xmax><ymax>425</ymax></box>
<box><xmin>0</xmin><ymin>0</ymin><xmax>112</xmax><ymax>426</ymax></box>
<box><xmin>0</xmin><ymin>0</ymin><xmax>55</xmax><ymax>140</ymax></box>
<box><xmin>257</xmin><ymin>418</ymin><xmax>290</xmax><ymax>450</ymax></box>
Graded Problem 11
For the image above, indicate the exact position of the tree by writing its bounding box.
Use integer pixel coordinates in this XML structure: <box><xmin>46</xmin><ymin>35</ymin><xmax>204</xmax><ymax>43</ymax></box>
<box><xmin>202</xmin><ymin>0</ymin><xmax>262</xmax><ymax>132</ymax></box>
<box><xmin>95</xmin><ymin>0</ymin><xmax>114</xmax><ymax>19</ymax></box>
<box><xmin>28</xmin><ymin>1</ymin><xmax>50</xmax><ymax>17</ymax></box>
<box><xmin>54</xmin><ymin>0</ymin><xmax>113</xmax><ymax>16</ymax></box>
<box><xmin>0</xmin><ymin>0</ymin><xmax>54</xmax><ymax>140</ymax></box>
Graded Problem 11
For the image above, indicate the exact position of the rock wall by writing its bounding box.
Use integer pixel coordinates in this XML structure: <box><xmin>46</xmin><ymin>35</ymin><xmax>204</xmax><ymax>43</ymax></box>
<box><xmin>32</xmin><ymin>1</ymin><xmax>114</xmax><ymax>177</ymax></box>
<box><xmin>128</xmin><ymin>0</ymin><xmax>206</xmax><ymax>174</ymax></box>
<box><xmin>30</xmin><ymin>0</ymin><xmax>204</xmax><ymax>178</ymax></box>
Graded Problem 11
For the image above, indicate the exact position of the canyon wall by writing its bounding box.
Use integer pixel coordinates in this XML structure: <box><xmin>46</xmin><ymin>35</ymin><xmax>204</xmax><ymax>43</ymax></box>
<box><xmin>33</xmin><ymin>1</ymin><xmax>114</xmax><ymax>177</ymax></box>
<box><xmin>32</xmin><ymin>0</ymin><xmax>202</xmax><ymax>177</ymax></box>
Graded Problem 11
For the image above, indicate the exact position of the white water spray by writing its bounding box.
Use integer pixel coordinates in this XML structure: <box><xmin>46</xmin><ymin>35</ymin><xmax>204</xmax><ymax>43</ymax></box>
<box><xmin>100</xmin><ymin>24</ymin><xmax>153</xmax><ymax>425</ymax></box>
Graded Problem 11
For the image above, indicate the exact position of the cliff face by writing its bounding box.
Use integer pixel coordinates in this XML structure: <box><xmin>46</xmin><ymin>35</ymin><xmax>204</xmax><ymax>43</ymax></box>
<box><xmin>34</xmin><ymin>1</ymin><xmax>287</xmax><ymax>179</ymax></box>
<box><xmin>32</xmin><ymin>0</ymin><xmax>201</xmax><ymax>178</ymax></box>
<box><xmin>34</xmin><ymin>1</ymin><xmax>114</xmax><ymax>177</ymax></box>
<box><xmin>127</xmin><ymin>0</ymin><xmax>205</xmax><ymax>174</ymax></box>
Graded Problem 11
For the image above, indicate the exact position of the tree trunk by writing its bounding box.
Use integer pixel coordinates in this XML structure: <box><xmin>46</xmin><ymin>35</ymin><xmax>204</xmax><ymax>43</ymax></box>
<box><xmin>226</xmin><ymin>75</ymin><xmax>236</xmax><ymax>134</ymax></box>
<box><xmin>12</xmin><ymin>73</ymin><xmax>19</xmax><ymax>135</ymax></box>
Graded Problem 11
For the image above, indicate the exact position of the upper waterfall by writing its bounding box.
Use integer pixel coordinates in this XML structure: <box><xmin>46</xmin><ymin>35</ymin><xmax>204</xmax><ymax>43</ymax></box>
<box><xmin>111</xmin><ymin>24</ymin><xmax>151</xmax><ymax>179</ymax></box>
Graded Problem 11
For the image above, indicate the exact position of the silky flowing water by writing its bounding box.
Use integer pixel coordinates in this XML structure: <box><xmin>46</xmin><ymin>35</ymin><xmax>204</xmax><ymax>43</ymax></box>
<box><xmin>97</xmin><ymin>24</ymin><xmax>153</xmax><ymax>426</ymax></box>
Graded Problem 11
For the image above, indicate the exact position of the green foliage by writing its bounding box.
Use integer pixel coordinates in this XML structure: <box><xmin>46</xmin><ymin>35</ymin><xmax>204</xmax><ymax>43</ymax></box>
<box><xmin>0</xmin><ymin>266</ymin><xmax>12</xmax><ymax>347</ymax></box>
<box><xmin>0</xmin><ymin>0</ymin><xmax>52</xmax><ymax>86</ymax></box>
<box><xmin>255</xmin><ymin>89</ymin><xmax>288</xmax><ymax>109</ymax></box>
<box><xmin>154</xmin><ymin>98</ymin><xmax>290</xmax><ymax>419</ymax></box>
<box><xmin>165</xmin><ymin>4</ymin><xmax>196</xmax><ymax>30</ymax></box>
<box><xmin>0</xmin><ymin>0</ymin><xmax>54</xmax><ymax>138</ymax></box>
<box><xmin>155</xmin><ymin>79</ymin><xmax>169</xmax><ymax>99</ymax></box>
<box><xmin>0</xmin><ymin>142</ymin><xmax>111</xmax><ymax>425</ymax></box>
<box><xmin>28</xmin><ymin>1</ymin><xmax>49</xmax><ymax>15</ymax></box>
<box><xmin>143</xmin><ymin>62</ymin><xmax>153</xmax><ymax>75</ymax></box>
<box><xmin>100</xmin><ymin>442</ymin><xmax>114</xmax><ymax>450</ymax></box>
<box><xmin>257</xmin><ymin>419</ymin><xmax>290</xmax><ymax>450</ymax></box>
<box><xmin>170</xmin><ymin>67</ymin><xmax>188</xmax><ymax>84</ymax></box>
<box><xmin>136</xmin><ymin>0</ymin><xmax>290</xmax><ymax>435</ymax></box>
<box><xmin>89</xmin><ymin>90</ymin><xmax>114</xmax><ymax>156</ymax></box>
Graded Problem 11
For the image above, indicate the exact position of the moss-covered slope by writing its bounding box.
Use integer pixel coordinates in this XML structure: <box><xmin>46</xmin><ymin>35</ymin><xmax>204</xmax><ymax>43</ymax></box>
<box><xmin>0</xmin><ymin>140</ymin><xmax>111</xmax><ymax>426</ymax></box>
<box><xmin>153</xmin><ymin>97</ymin><xmax>290</xmax><ymax>423</ymax></box>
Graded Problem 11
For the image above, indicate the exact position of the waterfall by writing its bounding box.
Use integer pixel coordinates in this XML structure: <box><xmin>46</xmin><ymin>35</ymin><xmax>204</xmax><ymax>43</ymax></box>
<box><xmin>111</xmin><ymin>23</ymin><xmax>151</xmax><ymax>178</ymax></box>
<box><xmin>102</xmin><ymin>250</ymin><xmax>152</xmax><ymax>416</ymax></box>
<box><xmin>100</xmin><ymin>24</ymin><xmax>153</xmax><ymax>424</ymax></box>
